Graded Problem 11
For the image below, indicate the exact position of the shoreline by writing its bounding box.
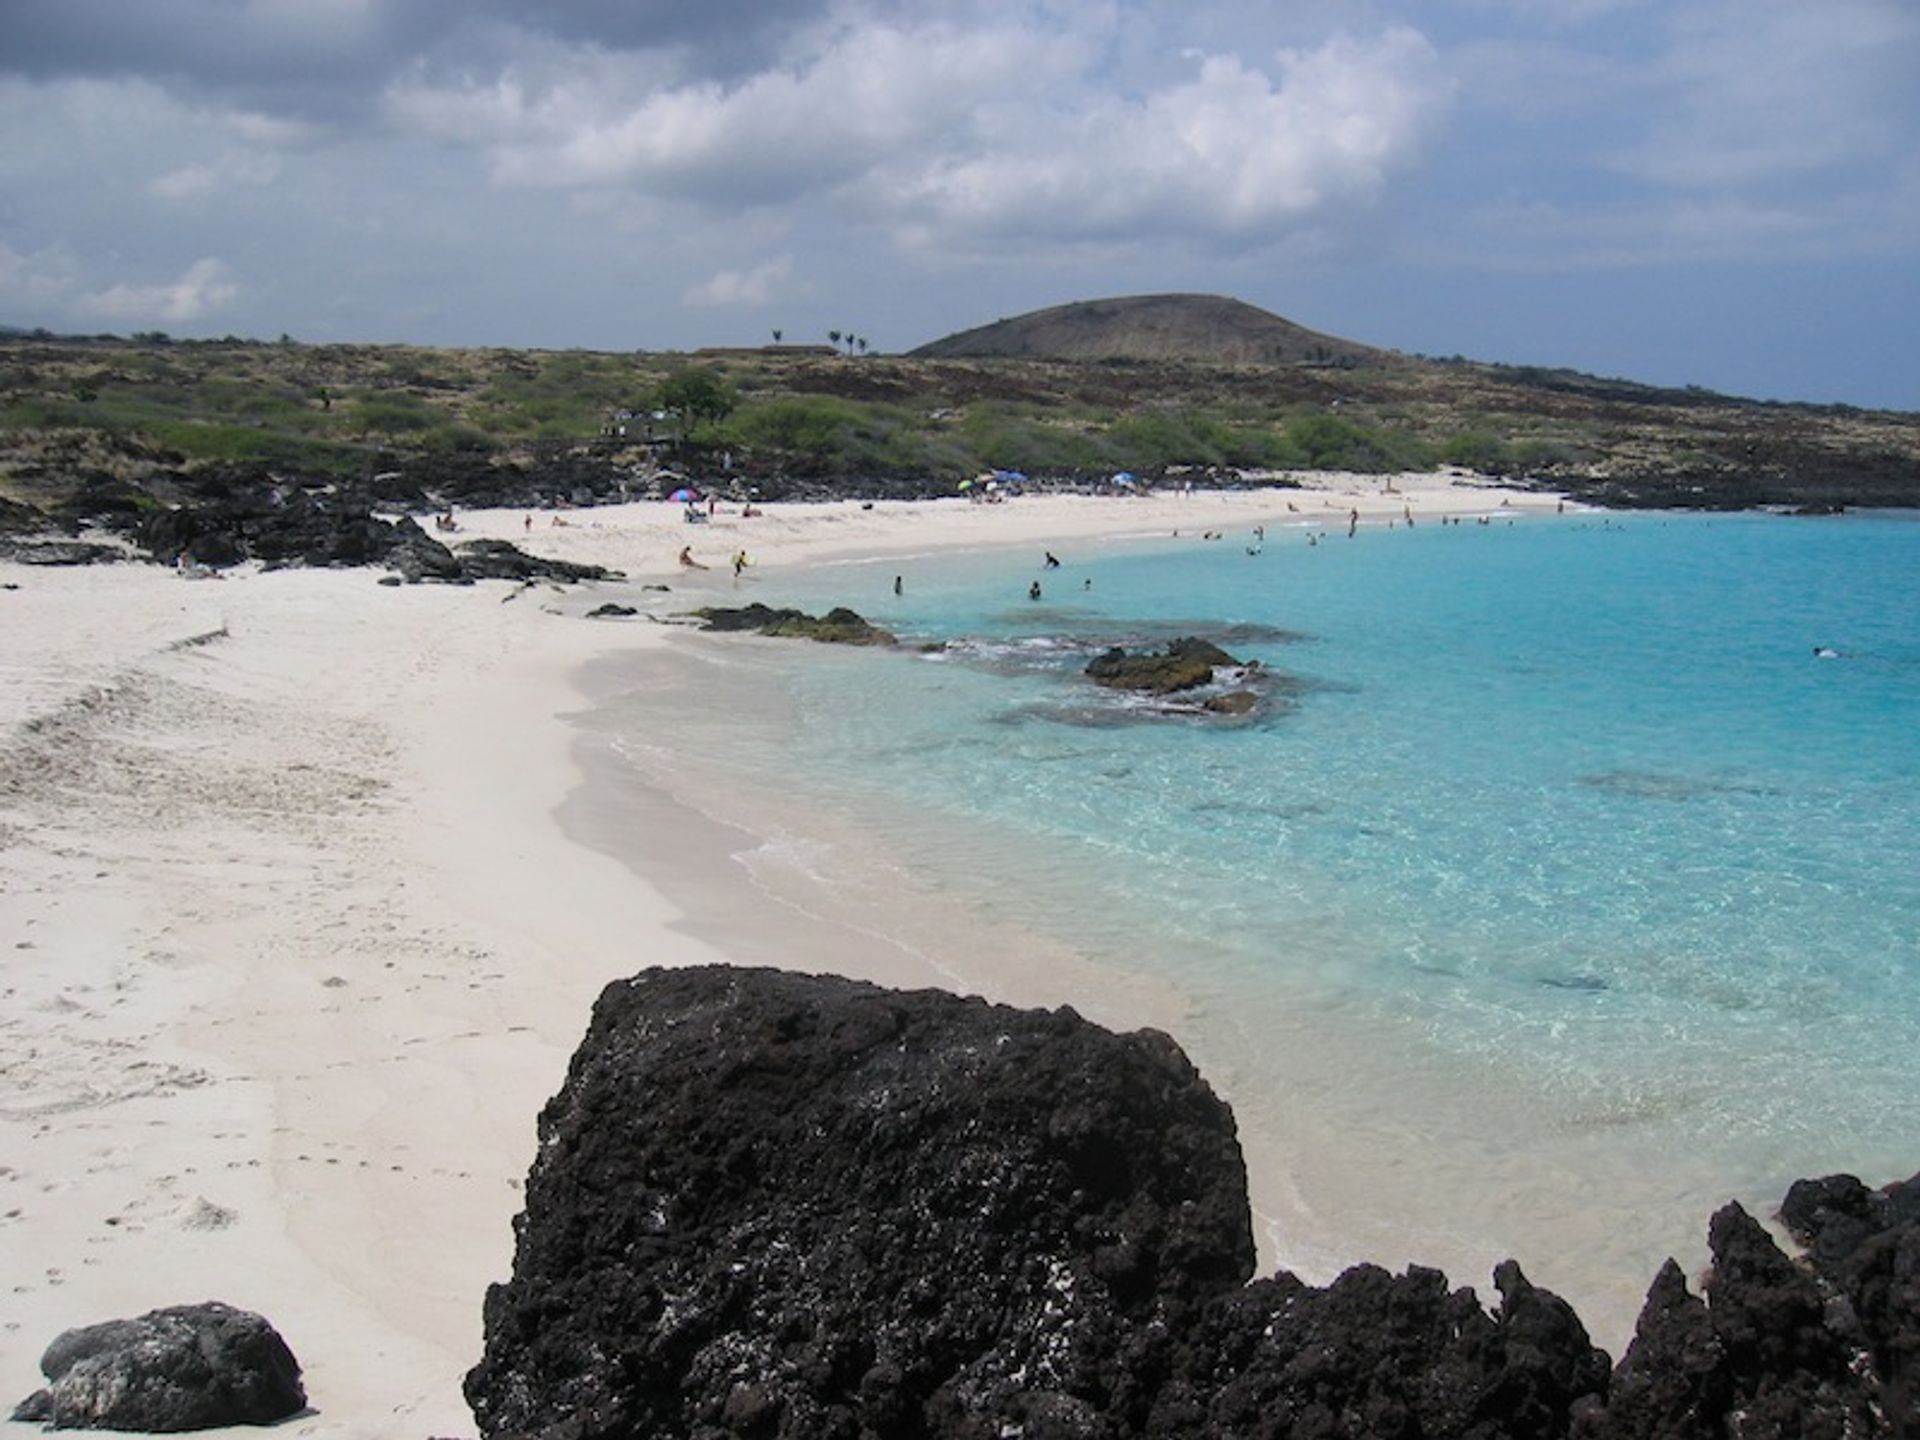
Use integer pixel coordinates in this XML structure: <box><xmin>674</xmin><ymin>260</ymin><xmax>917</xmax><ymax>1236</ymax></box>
<box><xmin>1</xmin><ymin>476</ymin><xmax>1581</xmax><ymax>1436</ymax></box>
<box><xmin>546</xmin><ymin>615</ymin><xmax>1713</xmax><ymax>1357</ymax></box>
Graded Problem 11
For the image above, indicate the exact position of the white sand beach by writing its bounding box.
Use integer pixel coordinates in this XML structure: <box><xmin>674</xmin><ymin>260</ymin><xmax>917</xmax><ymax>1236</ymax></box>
<box><xmin>0</xmin><ymin>474</ymin><xmax>1567</xmax><ymax>1438</ymax></box>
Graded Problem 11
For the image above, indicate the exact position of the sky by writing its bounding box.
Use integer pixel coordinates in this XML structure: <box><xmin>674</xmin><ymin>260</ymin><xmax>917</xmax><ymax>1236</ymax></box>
<box><xmin>1</xmin><ymin>0</ymin><xmax>1916</xmax><ymax>410</ymax></box>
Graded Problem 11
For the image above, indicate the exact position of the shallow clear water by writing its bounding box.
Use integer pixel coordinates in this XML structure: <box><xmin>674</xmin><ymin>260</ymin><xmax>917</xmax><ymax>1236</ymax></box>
<box><xmin>597</xmin><ymin>507</ymin><xmax>1920</xmax><ymax>1337</ymax></box>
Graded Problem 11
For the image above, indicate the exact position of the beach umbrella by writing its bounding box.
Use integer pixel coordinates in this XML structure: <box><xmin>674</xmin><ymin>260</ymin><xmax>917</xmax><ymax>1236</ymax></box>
<box><xmin>994</xmin><ymin>469</ymin><xmax>1027</xmax><ymax>483</ymax></box>
<box><xmin>957</xmin><ymin>478</ymin><xmax>973</xmax><ymax>490</ymax></box>
<box><xmin>669</xmin><ymin>487</ymin><xmax>698</xmax><ymax>502</ymax></box>
<box><xmin>1112</xmin><ymin>471</ymin><xmax>1135</xmax><ymax>486</ymax></box>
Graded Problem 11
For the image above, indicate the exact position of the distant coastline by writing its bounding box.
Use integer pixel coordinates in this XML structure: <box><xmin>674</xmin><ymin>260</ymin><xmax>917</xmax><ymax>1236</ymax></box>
<box><xmin>3</xmin><ymin>326</ymin><xmax>1916</xmax><ymax>564</ymax></box>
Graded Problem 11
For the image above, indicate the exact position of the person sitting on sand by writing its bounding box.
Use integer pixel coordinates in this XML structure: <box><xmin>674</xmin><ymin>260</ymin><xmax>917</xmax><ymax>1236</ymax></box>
<box><xmin>679</xmin><ymin>546</ymin><xmax>707</xmax><ymax>569</ymax></box>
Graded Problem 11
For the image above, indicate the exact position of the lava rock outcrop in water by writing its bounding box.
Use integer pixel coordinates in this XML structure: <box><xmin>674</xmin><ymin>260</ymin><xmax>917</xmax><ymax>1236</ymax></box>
<box><xmin>468</xmin><ymin>965</ymin><xmax>1920</xmax><ymax>1439</ymax></box>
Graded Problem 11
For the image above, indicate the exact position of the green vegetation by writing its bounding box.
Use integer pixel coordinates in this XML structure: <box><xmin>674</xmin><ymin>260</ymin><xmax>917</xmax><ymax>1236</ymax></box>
<box><xmin>139</xmin><ymin>419</ymin><xmax>364</xmax><ymax>471</ymax></box>
<box><xmin>1</xmin><ymin>332</ymin><xmax>1912</xmax><ymax>511</ymax></box>
<box><xmin>725</xmin><ymin>395</ymin><xmax>964</xmax><ymax>477</ymax></box>
<box><xmin>655</xmin><ymin>367</ymin><xmax>738</xmax><ymax>435</ymax></box>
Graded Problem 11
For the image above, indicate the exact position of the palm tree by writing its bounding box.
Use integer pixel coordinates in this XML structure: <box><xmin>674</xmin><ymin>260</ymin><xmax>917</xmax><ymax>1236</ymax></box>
<box><xmin>771</xmin><ymin>329</ymin><xmax>782</xmax><ymax>344</ymax></box>
<box><xmin>829</xmin><ymin>330</ymin><xmax>841</xmax><ymax>349</ymax></box>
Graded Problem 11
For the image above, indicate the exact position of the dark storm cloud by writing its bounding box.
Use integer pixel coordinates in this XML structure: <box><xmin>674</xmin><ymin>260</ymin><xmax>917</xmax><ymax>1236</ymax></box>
<box><xmin>0</xmin><ymin>0</ymin><xmax>828</xmax><ymax>117</ymax></box>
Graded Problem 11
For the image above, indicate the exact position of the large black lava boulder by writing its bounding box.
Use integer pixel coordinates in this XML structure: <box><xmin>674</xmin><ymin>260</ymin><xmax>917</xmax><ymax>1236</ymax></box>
<box><xmin>11</xmin><ymin>1301</ymin><xmax>305</xmax><ymax>1432</ymax></box>
<box><xmin>466</xmin><ymin>965</ymin><xmax>1256</xmax><ymax>1439</ymax></box>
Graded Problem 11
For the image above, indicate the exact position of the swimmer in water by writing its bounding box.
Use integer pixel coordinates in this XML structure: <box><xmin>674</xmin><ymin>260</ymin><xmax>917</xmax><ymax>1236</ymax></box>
<box><xmin>1813</xmin><ymin>646</ymin><xmax>1842</xmax><ymax>659</ymax></box>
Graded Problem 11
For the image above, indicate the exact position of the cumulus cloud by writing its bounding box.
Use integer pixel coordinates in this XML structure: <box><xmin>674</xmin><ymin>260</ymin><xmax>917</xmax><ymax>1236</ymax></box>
<box><xmin>384</xmin><ymin>14</ymin><xmax>1446</xmax><ymax>255</ymax></box>
<box><xmin>387</xmin><ymin>16</ymin><xmax>1042</xmax><ymax>203</ymax></box>
<box><xmin>889</xmin><ymin>28</ymin><xmax>1449</xmax><ymax>246</ymax></box>
<box><xmin>76</xmin><ymin>258</ymin><xmax>240</xmax><ymax>323</ymax></box>
<box><xmin>683</xmin><ymin>255</ymin><xmax>798</xmax><ymax>307</ymax></box>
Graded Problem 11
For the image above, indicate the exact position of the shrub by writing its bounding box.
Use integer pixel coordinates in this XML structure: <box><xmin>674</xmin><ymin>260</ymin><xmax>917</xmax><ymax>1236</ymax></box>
<box><xmin>1440</xmin><ymin>429</ymin><xmax>1516</xmax><ymax>475</ymax></box>
<box><xmin>1281</xmin><ymin>412</ymin><xmax>1431</xmax><ymax>472</ymax></box>
<box><xmin>732</xmin><ymin>395</ymin><xmax>862</xmax><ymax>454</ymax></box>
<box><xmin>353</xmin><ymin>393</ymin><xmax>439</xmax><ymax>435</ymax></box>
<box><xmin>142</xmin><ymin>419</ymin><xmax>361</xmax><ymax>471</ymax></box>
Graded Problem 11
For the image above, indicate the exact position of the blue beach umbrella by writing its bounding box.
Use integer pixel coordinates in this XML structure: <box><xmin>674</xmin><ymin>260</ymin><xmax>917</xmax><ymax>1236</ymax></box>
<box><xmin>669</xmin><ymin>487</ymin><xmax>698</xmax><ymax>502</ymax></box>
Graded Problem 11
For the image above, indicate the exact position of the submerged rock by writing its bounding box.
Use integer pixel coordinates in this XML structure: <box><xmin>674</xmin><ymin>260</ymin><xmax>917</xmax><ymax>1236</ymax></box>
<box><xmin>11</xmin><ymin>1301</ymin><xmax>305</xmax><ymax>1432</ymax></box>
<box><xmin>1086</xmin><ymin>637</ymin><xmax>1246</xmax><ymax>694</ymax></box>
<box><xmin>1201</xmin><ymin>689</ymin><xmax>1259</xmax><ymax>715</ymax></box>
<box><xmin>692</xmin><ymin>602</ymin><xmax>896</xmax><ymax>645</ymax></box>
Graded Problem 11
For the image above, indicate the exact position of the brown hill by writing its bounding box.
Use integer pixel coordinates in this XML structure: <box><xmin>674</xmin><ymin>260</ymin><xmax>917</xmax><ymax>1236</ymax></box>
<box><xmin>908</xmin><ymin>293</ymin><xmax>1393</xmax><ymax>367</ymax></box>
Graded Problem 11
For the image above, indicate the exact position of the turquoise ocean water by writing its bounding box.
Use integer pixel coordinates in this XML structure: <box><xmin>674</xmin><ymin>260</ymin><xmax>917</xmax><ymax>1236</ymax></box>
<box><xmin>593</xmin><ymin>507</ymin><xmax>1920</xmax><ymax>1338</ymax></box>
